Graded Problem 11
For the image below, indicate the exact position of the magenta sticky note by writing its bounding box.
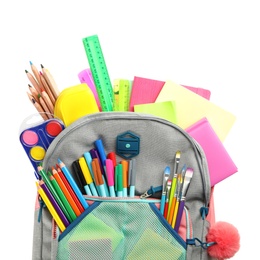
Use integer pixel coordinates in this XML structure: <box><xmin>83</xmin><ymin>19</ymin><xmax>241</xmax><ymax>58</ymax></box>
<box><xmin>78</xmin><ymin>68</ymin><xmax>101</xmax><ymax>111</ymax></box>
<box><xmin>185</xmin><ymin>117</ymin><xmax>238</xmax><ymax>186</ymax></box>
<box><xmin>129</xmin><ymin>76</ymin><xmax>165</xmax><ymax>111</ymax></box>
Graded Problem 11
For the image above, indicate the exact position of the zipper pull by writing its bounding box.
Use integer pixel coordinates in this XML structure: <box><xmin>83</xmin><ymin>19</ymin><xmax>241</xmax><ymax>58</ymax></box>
<box><xmin>140</xmin><ymin>185</ymin><xmax>163</xmax><ymax>199</ymax></box>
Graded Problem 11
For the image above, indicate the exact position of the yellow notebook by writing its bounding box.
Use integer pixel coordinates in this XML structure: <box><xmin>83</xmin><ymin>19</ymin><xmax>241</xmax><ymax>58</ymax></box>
<box><xmin>155</xmin><ymin>80</ymin><xmax>236</xmax><ymax>141</ymax></box>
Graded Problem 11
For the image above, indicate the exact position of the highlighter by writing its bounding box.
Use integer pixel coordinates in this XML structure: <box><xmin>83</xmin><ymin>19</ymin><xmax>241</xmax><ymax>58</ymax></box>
<box><xmin>129</xmin><ymin>158</ymin><xmax>137</xmax><ymax>197</ymax></box>
<box><xmin>116</xmin><ymin>164</ymin><xmax>123</xmax><ymax>197</ymax></box>
<box><xmin>105</xmin><ymin>159</ymin><xmax>116</xmax><ymax>197</ymax></box>
<box><xmin>121</xmin><ymin>160</ymin><xmax>129</xmax><ymax>197</ymax></box>
<box><xmin>78</xmin><ymin>156</ymin><xmax>98</xmax><ymax>196</ymax></box>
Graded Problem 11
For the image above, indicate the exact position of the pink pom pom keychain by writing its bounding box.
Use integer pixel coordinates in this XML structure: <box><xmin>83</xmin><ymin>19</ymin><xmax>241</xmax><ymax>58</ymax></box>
<box><xmin>206</xmin><ymin>221</ymin><xmax>240</xmax><ymax>260</ymax></box>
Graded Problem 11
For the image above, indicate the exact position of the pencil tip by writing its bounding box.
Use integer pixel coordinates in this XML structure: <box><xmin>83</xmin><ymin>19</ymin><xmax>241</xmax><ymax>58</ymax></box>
<box><xmin>25</xmin><ymin>69</ymin><xmax>28</xmax><ymax>73</ymax></box>
<box><xmin>29</xmin><ymin>61</ymin><xmax>33</xmax><ymax>65</ymax></box>
<box><xmin>40</xmin><ymin>64</ymin><xmax>44</xmax><ymax>68</ymax></box>
<box><xmin>28</xmin><ymin>84</ymin><xmax>32</xmax><ymax>87</ymax></box>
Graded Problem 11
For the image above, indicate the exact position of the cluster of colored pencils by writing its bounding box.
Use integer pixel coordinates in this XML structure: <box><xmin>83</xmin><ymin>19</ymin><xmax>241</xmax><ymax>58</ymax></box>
<box><xmin>36</xmin><ymin>159</ymin><xmax>89</xmax><ymax>232</ymax></box>
<box><xmin>25</xmin><ymin>61</ymin><xmax>60</xmax><ymax>120</ymax></box>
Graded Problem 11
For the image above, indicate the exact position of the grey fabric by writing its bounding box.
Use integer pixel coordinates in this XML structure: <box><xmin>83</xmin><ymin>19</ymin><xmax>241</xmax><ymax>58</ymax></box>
<box><xmin>32</xmin><ymin>112</ymin><xmax>212</xmax><ymax>260</ymax></box>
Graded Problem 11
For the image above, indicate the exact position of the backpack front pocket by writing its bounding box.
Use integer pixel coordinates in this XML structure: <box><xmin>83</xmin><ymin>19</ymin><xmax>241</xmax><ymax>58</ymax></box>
<box><xmin>56</xmin><ymin>200</ymin><xmax>186</xmax><ymax>260</ymax></box>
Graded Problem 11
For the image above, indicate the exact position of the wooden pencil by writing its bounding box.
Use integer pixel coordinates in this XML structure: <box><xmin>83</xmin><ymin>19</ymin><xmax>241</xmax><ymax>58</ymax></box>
<box><xmin>25</xmin><ymin>69</ymin><xmax>41</xmax><ymax>94</ymax></box>
<box><xmin>40</xmin><ymin>71</ymin><xmax>56</xmax><ymax>105</ymax></box>
<box><xmin>41</xmin><ymin>64</ymin><xmax>60</xmax><ymax>99</ymax></box>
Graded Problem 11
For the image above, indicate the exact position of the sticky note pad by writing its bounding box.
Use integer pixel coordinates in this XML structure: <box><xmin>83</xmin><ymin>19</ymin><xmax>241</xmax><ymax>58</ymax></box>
<box><xmin>186</xmin><ymin>117</ymin><xmax>238</xmax><ymax>186</ymax></box>
<box><xmin>156</xmin><ymin>80</ymin><xmax>236</xmax><ymax>141</ymax></box>
<box><xmin>129</xmin><ymin>76</ymin><xmax>165</xmax><ymax>111</ymax></box>
<box><xmin>134</xmin><ymin>101</ymin><xmax>177</xmax><ymax>124</ymax></box>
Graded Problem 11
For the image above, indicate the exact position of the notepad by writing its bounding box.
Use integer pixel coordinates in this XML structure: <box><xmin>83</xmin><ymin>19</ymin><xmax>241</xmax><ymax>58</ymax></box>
<box><xmin>156</xmin><ymin>80</ymin><xmax>236</xmax><ymax>141</ymax></box>
<box><xmin>134</xmin><ymin>101</ymin><xmax>177</xmax><ymax>124</ymax></box>
<box><xmin>129</xmin><ymin>76</ymin><xmax>165</xmax><ymax>111</ymax></box>
<box><xmin>186</xmin><ymin>117</ymin><xmax>238</xmax><ymax>186</ymax></box>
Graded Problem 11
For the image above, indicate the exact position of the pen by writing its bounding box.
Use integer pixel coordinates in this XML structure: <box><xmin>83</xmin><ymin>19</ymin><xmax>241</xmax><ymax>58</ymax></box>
<box><xmin>90</xmin><ymin>148</ymin><xmax>109</xmax><ymax>196</ymax></box>
<box><xmin>71</xmin><ymin>160</ymin><xmax>87</xmax><ymax>194</ymax></box>
<box><xmin>121</xmin><ymin>160</ymin><xmax>128</xmax><ymax>197</ymax></box>
<box><xmin>128</xmin><ymin>158</ymin><xmax>137</xmax><ymax>197</ymax></box>
<box><xmin>83</xmin><ymin>152</ymin><xmax>95</xmax><ymax>179</ymax></box>
<box><xmin>36</xmin><ymin>181</ymin><xmax>66</xmax><ymax>232</ymax></box>
<box><xmin>107</xmin><ymin>152</ymin><xmax>117</xmax><ymax>167</ymax></box>
<box><xmin>105</xmin><ymin>159</ymin><xmax>115</xmax><ymax>197</ymax></box>
<box><xmin>160</xmin><ymin>166</ymin><xmax>170</xmax><ymax>214</ymax></box>
<box><xmin>78</xmin><ymin>156</ymin><xmax>98</xmax><ymax>196</ymax></box>
<box><xmin>116</xmin><ymin>163</ymin><xmax>123</xmax><ymax>197</ymax></box>
<box><xmin>57</xmin><ymin>158</ymin><xmax>89</xmax><ymax>210</ymax></box>
<box><xmin>94</xmin><ymin>139</ymin><xmax>107</xmax><ymax>167</ymax></box>
<box><xmin>92</xmin><ymin>158</ymin><xmax>106</xmax><ymax>197</ymax></box>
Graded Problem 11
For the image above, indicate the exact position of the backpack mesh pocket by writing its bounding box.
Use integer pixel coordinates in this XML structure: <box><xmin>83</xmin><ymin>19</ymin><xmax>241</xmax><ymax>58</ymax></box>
<box><xmin>56</xmin><ymin>200</ymin><xmax>186</xmax><ymax>260</ymax></box>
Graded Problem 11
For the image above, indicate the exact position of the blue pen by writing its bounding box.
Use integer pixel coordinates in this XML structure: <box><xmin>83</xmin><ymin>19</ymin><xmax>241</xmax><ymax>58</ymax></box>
<box><xmin>58</xmin><ymin>158</ymin><xmax>89</xmax><ymax>209</ymax></box>
<box><xmin>94</xmin><ymin>139</ymin><xmax>107</xmax><ymax>167</ymax></box>
<box><xmin>160</xmin><ymin>166</ymin><xmax>170</xmax><ymax>214</ymax></box>
<box><xmin>129</xmin><ymin>159</ymin><xmax>137</xmax><ymax>197</ymax></box>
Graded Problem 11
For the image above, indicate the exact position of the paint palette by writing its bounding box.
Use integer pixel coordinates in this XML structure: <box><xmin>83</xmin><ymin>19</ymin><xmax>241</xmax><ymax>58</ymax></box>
<box><xmin>19</xmin><ymin>115</ymin><xmax>65</xmax><ymax>176</ymax></box>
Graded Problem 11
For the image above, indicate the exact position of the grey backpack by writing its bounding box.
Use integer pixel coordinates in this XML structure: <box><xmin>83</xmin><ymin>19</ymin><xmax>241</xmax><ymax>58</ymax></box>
<box><xmin>32</xmin><ymin>112</ymin><xmax>215</xmax><ymax>260</ymax></box>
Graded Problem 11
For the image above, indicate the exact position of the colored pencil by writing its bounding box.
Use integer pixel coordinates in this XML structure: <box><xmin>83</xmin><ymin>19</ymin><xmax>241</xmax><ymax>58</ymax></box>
<box><xmin>39</xmin><ymin>180</ymin><xmax>70</xmax><ymax>227</ymax></box>
<box><xmin>56</xmin><ymin>165</ymin><xmax>85</xmax><ymax>213</ymax></box>
<box><xmin>41</xmin><ymin>64</ymin><xmax>60</xmax><ymax>99</ymax></box>
<box><xmin>37</xmin><ymin>165</ymin><xmax>73</xmax><ymax>223</ymax></box>
<box><xmin>25</xmin><ymin>69</ymin><xmax>41</xmax><ymax>94</ymax></box>
<box><xmin>57</xmin><ymin>159</ymin><xmax>89</xmax><ymax>209</ymax></box>
<box><xmin>41</xmin><ymin>89</ymin><xmax>54</xmax><ymax>114</ymax></box>
<box><xmin>39</xmin><ymin>71</ymin><xmax>56</xmax><ymax>105</ymax></box>
<box><xmin>38</xmin><ymin>94</ymin><xmax>52</xmax><ymax>119</ymax></box>
<box><xmin>36</xmin><ymin>181</ymin><xmax>66</xmax><ymax>232</ymax></box>
<box><xmin>52</xmin><ymin>167</ymin><xmax>82</xmax><ymax>217</ymax></box>
<box><xmin>29</xmin><ymin>97</ymin><xmax>48</xmax><ymax>121</ymax></box>
<box><xmin>29</xmin><ymin>61</ymin><xmax>44</xmax><ymax>90</ymax></box>
<box><xmin>28</xmin><ymin>84</ymin><xmax>40</xmax><ymax>103</ymax></box>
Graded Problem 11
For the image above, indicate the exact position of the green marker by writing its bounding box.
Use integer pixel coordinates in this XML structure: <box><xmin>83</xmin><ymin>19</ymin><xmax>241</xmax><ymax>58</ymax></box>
<box><xmin>116</xmin><ymin>164</ymin><xmax>123</xmax><ymax>197</ymax></box>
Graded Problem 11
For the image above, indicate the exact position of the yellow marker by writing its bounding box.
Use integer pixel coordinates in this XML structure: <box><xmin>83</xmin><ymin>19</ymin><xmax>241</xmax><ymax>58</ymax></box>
<box><xmin>36</xmin><ymin>182</ymin><xmax>66</xmax><ymax>232</ymax></box>
<box><xmin>78</xmin><ymin>157</ymin><xmax>98</xmax><ymax>196</ymax></box>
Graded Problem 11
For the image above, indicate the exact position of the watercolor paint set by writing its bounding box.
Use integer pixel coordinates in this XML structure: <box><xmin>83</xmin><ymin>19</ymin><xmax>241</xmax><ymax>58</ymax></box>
<box><xmin>19</xmin><ymin>114</ymin><xmax>64</xmax><ymax>177</ymax></box>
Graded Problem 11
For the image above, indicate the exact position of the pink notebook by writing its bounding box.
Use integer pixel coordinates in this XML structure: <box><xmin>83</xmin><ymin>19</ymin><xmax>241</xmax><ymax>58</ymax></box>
<box><xmin>185</xmin><ymin>117</ymin><xmax>237</xmax><ymax>186</ymax></box>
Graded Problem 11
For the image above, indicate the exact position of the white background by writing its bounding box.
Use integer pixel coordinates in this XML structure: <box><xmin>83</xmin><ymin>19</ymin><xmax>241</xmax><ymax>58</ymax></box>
<box><xmin>1</xmin><ymin>1</ymin><xmax>258</xmax><ymax>259</ymax></box>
